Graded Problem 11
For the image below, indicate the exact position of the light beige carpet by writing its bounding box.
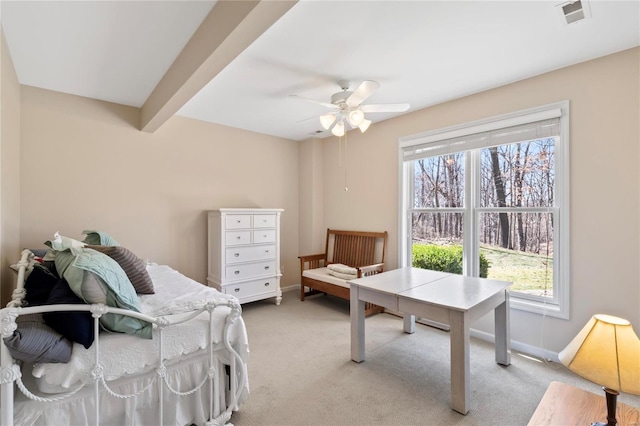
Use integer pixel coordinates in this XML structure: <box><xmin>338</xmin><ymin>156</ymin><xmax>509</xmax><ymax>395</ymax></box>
<box><xmin>231</xmin><ymin>290</ymin><xmax>640</xmax><ymax>426</ymax></box>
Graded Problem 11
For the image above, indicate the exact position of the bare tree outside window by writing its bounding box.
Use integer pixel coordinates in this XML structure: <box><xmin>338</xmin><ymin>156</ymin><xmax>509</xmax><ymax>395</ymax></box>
<box><xmin>412</xmin><ymin>138</ymin><xmax>555</xmax><ymax>298</ymax></box>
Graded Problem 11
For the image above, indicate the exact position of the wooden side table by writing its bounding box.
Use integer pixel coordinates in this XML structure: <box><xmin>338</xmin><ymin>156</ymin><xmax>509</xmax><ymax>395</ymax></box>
<box><xmin>528</xmin><ymin>381</ymin><xmax>640</xmax><ymax>425</ymax></box>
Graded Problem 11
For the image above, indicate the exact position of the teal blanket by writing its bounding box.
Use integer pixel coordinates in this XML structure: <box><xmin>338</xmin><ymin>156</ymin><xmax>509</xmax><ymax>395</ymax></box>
<box><xmin>53</xmin><ymin>249</ymin><xmax>152</xmax><ymax>339</ymax></box>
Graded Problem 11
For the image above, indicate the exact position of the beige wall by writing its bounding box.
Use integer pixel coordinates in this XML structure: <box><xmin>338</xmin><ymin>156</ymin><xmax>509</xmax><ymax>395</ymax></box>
<box><xmin>298</xmin><ymin>138</ymin><xmax>324</xmax><ymax>256</ymax></box>
<box><xmin>20</xmin><ymin>86</ymin><xmax>300</xmax><ymax>288</ymax></box>
<box><xmin>0</xmin><ymin>27</ymin><xmax>21</xmax><ymax>307</ymax></box>
<box><xmin>315</xmin><ymin>47</ymin><xmax>640</xmax><ymax>354</ymax></box>
<box><xmin>8</xmin><ymin>41</ymin><xmax>640</xmax><ymax>355</ymax></box>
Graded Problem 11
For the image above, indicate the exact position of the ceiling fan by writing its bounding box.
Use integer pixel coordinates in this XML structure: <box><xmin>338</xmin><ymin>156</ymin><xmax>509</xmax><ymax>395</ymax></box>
<box><xmin>291</xmin><ymin>80</ymin><xmax>410</xmax><ymax>137</ymax></box>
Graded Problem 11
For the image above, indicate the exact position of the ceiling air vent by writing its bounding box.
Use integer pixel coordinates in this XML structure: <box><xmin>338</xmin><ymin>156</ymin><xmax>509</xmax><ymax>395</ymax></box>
<box><xmin>557</xmin><ymin>0</ymin><xmax>591</xmax><ymax>25</ymax></box>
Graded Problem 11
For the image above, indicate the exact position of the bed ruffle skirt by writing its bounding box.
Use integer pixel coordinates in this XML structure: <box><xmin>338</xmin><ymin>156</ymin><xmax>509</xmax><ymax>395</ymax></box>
<box><xmin>13</xmin><ymin>348</ymin><xmax>248</xmax><ymax>426</ymax></box>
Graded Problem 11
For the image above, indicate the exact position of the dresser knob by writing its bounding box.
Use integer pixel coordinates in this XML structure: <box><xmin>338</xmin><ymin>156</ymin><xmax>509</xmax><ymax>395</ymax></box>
<box><xmin>234</xmin><ymin>270</ymin><xmax>240</xmax><ymax>275</ymax></box>
<box><xmin>234</xmin><ymin>288</ymin><xmax>240</xmax><ymax>292</ymax></box>
<box><xmin>264</xmin><ymin>266</ymin><xmax>269</xmax><ymax>270</ymax></box>
<box><xmin>236</xmin><ymin>236</ymin><xmax>241</xmax><ymax>240</ymax></box>
<box><xmin>264</xmin><ymin>282</ymin><xmax>270</xmax><ymax>287</ymax></box>
<box><xmin>236</xmin><ymin>220</ymin><xmax>241</xmax><ymax>223</ymax></box>
<box><xmin>234</xmin><ymin>253</ymin><xmax>240</xmax><ymax>257</ymax></box>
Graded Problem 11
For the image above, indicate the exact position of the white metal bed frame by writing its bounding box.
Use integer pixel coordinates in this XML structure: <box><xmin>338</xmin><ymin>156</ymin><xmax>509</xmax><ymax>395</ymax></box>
<box><xmin>0</xmin><ymin>249</ymin><xmax>248</xmax><ymax>426</ymax></box>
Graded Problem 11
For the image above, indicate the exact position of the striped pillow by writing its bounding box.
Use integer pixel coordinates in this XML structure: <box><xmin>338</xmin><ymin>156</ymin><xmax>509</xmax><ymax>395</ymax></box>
<box><xmin>85</xmin><ymin>245</ymin><xmax>155</xmax><ymax>294</ymax></box>
<box><xmin>3</xmin><ymin>314</ymin><xmax>72</xmax><ymax>363</ymax></box>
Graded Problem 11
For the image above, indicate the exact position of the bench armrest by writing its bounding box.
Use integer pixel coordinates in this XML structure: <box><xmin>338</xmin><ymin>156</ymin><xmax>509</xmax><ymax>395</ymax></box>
<box><xmin>299</xmin><ymin>253</ymin><xmax>327</xmax><ymax>271</ymax></box>
<box><xmin>356</xmin><ymin>263</ymin><xmax>385</xmax><ymax>277</ymax></box>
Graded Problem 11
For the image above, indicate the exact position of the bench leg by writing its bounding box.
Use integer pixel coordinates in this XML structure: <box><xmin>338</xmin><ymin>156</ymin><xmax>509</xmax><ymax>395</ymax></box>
<box><xmin>364</xmin><ymin>303</ymin><xmax>385</xmax><ymax>316</ymax></box>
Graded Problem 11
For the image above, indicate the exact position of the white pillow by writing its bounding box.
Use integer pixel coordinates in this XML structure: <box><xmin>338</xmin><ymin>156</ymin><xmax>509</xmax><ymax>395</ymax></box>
<box><xmin>327</xmin><ymin>263</ymin><xmax>358</xmax><ymax>275</ymax></box>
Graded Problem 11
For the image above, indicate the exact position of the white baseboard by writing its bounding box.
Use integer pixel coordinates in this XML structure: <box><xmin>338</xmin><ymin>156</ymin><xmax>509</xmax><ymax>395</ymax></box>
<box><xmin>282</xmin><ymin>284</ymin><xmax>300</xmax><ymax>293</ymax></box>
<box><xmin>470</xmin><ymin>328</ymin><xmax>559</xmax><ymax>363</ymax></box>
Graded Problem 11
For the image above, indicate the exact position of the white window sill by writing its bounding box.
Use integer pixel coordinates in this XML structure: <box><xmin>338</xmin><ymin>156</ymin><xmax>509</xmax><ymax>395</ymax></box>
<box><xmin>509</xmin><ymin>295</ymin><xmax>569</xmax><ymax>320</ymax></box>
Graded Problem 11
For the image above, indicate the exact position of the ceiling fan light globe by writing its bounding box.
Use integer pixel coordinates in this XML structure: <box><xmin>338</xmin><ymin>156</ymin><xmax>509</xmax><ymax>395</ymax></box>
<box><xmin>332</xmin><ymin>121</ymin><xmax>345</xmax><ymax>137</ymax></box>
<box><xmin>320</xmin><ymin>114</ymin><xmax>336</xmax><ymax>130</ymax></box>
<box><xmin>358</xmin><ymin>119</ymin><xmax>372</xmax><ymax>133</ymax></box>
<box><xmin>347</xmin><ymin>109</ymin><xmax>365</xmax><ymax>126</ymax></box>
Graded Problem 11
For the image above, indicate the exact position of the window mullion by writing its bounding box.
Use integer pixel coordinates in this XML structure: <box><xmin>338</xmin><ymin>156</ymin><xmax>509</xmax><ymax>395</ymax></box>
<box><xmin>465</xmin><ymin>150</ymin><xmax>479</xmax><ymax>277</ymax></box>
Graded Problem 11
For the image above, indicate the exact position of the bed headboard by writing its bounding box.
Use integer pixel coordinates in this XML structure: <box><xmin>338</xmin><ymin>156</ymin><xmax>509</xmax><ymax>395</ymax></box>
<box><xmin>6</xmin><ymin>249</ymin><xmax>33</xmax><ymax>308</ymax></box>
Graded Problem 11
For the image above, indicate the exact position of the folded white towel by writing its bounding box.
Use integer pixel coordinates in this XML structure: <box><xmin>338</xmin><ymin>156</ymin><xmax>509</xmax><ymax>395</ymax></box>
<box><xmin>327</xmin><ymin>270</ymin><xmax>357</xmax><ymax>280</ymax></box>
<box><xmin>327</xmin><ymin>263</ymin><xmax>358</xmax><ymax>275</ymax></box>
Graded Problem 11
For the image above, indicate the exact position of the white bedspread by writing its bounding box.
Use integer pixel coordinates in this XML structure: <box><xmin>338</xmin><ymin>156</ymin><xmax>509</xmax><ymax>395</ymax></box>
<box><xmin>30</xmin><ymin>264</ymin><xmax>249</xmax><ymax>392</ymax></box>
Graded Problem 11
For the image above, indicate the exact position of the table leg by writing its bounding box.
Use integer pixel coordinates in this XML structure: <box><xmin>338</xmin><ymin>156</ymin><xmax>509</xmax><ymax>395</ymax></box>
<box><xmin>449</xmin><ymin>310</ymin><xmax>470</xmax><ymax>415</ymax></box>
<box><xmin>350</xmin><ymin>285</ymin><xmax>365</xmax><ymax>362</ymax></box>
<box><xmin>403</xmin><ymin>314</ymin><xmax>415</xmax><ymax>334</ymax></box>
<box><xmin>494</xmin><ymin>294</ymin><xmax>511</xmax><ymax>366</ymax></box>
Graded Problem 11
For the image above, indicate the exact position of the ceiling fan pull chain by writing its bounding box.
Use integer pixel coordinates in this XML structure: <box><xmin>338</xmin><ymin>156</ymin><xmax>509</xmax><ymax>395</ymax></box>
<box><xmin>344</xmin><ymin>132</ymin><xmax>349</xmax><ymax>192</ymax></box>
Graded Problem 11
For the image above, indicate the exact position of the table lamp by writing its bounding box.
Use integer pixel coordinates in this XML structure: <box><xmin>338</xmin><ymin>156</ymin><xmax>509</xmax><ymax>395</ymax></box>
<box><xmin>558</xmin><ymin>314</ymin><xmax>640</xmax><ymax>426</ymax></box>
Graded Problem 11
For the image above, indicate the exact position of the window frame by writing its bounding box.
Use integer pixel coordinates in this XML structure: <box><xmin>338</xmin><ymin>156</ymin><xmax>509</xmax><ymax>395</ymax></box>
<box><xmin>398</xmin><ymin>101</ymin><xmax>570</xmax><ymax>319</ymax></box>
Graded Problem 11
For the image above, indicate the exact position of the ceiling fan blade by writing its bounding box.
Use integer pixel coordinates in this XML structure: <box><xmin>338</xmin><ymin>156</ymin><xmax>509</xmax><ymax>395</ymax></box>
<box><xmin>297</xmin><ymin>115</ymin><xmax>321</xmax><ymax>123</ymax></box>
<box><xmin>360</xmin><ymin>103</ymin><xmax>410</xmax><ymax>113</ymax></box>
<box><xmin>289</xmin><ymin>94</ymin><xmax>338</xmax><ymax>110</ymax></box>
<box><xmin>346</xmin><ymin>80</ymin><xmax>380</xmax><ymax>107</ymax></box>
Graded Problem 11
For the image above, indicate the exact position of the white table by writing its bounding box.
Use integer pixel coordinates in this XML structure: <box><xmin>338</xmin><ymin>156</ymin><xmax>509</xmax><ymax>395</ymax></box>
<box><xmin>349</xmin><ymin>267</ymin><xmax>511</xmax><ymax>415</ymax></box>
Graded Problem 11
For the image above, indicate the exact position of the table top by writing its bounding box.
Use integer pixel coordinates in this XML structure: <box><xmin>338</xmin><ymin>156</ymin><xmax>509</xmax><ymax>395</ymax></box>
<box><xmin>349</xmin><ymin>267</ymin><xmax>511</xmax><ymax>311</ymax></box>
<box><xmin>399</xmin><ymin>273</ymin><xmax>511</xmax><ymax>311</ymax></box>
<box><xmin>348</xmin><ymin>267</ymin><xmax>449</xmax><ymax>294</ymax></box>
<box><xmin>528</xmin><ymin>381</ymin><xmax>640</xmax><ymax>426</ymax></box>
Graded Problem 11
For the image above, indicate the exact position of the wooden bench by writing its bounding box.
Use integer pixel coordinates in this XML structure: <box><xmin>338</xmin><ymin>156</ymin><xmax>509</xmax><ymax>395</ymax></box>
<box><xmin>298</xmin><ymin>229</ymin><xmax>387</xmax><ymax>316</ymax></box>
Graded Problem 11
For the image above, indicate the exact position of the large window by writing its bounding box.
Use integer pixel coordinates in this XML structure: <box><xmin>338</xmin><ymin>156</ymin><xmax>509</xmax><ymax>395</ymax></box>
<box><xmin>399</xmin><ymin>102</ymin><xmax>569</xmax><ymax>318</ymax></box>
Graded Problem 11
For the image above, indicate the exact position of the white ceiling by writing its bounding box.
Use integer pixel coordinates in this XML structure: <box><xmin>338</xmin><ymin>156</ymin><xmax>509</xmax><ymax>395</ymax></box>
<box><xmin>2</xmin><ymin>1</ymin><xmax>639</xmax><ymax>141</ymax></box>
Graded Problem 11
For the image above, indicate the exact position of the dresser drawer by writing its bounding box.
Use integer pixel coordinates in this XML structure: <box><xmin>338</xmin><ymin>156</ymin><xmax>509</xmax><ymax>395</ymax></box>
<box><xmin>225</xmin><ymin>215</ymin><xmax>251</xmax><ymax>229</ymax></box>
<box><xmin>225</xmin><ymin>245</ymin><xmax>276</xmax><ymax>264</ymax></box>
<box><xmin>223</xmin><ymin>278</ymin><xmax>277</xmax><ymax>299</ymax></box>
<box><xmin>253</xmin><ymin>229</ymin><xmax>276</xmax><ymax>244</ymax></box>
<box><xmin>225</xmin><ymin>230</ymin><xmax>251</xmax><ymax>246</ymax></box>
<box><xmin>225</xmin><ymin>261</ymin><xmax>276</xmax><ymax>280</ymax></box>
<box><xmin>253</xmin><ymin>214</ymin><xmax>276</xmax><ymax>228</ymax></box>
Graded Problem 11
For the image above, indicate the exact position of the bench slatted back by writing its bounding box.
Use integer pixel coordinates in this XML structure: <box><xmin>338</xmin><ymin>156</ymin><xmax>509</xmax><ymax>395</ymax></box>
<box><xmin>325</xmin><ymin>229</ymin><xmax>387</xmax><ymax>267</ymax></box>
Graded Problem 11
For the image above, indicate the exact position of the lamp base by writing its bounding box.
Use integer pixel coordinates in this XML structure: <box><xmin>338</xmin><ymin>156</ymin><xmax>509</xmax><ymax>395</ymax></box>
<box><xmin>590</xmin><ymin>387</ymin><xmax>619</xmax><ymax>426</ymax></box>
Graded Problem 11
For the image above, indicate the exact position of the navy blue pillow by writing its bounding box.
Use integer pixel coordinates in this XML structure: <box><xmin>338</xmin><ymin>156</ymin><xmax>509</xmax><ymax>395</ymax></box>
<box><xmin>24</xmin><ymin>263</ymin><xmax>59</xmax><ymax>307</ymax></box>
<box><xmin>43</xmin><ymin>279</ymin><xmax>95</xmax><ymax>349</ymax></box>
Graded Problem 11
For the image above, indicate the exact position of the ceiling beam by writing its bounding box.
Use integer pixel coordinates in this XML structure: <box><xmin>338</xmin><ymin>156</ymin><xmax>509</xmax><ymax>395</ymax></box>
<box><xmin>140</xmin><ymin>0</ymin><xmax>297</xmax><ymax>133</ymax></box>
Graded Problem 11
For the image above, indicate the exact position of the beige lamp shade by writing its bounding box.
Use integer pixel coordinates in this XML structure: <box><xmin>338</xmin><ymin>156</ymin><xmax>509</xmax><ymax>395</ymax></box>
<box><xmin>559</xmin><ymin>314</ymin><xmax>640</xmax><ymax>395</ymax></box>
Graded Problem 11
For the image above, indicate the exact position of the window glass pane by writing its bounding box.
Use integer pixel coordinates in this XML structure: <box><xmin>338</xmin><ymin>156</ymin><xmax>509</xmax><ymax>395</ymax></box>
<box><xmin>411</xmin><ymin>212</ymin><xmax>463</xmax><ymax>275</ymax></box>
<box><xmin>413</xmin><ymin>153</ymin><xmax>465</xmax><ymax>208</ymax></box>
<box><xmin>479</xmin><ymin>212</ymin><xmax>554</xmax><ymax>298</ymax></box>
<box><xmin>480</xmin><ymin>138</ymin><xmax>555</xmax><ymax>208</ymax></box>
<box><xmin>402</xmin><ymin>105</ymin><xmax>567</xmax><ymax>316</ymax></box>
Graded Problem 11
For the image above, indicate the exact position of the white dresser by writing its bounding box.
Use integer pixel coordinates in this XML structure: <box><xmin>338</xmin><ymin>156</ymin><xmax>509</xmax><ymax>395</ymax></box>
<box><xmin>207</xmin><ymin>208</ymin><xmax>283</xmax><ymax>305</ymax></box>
